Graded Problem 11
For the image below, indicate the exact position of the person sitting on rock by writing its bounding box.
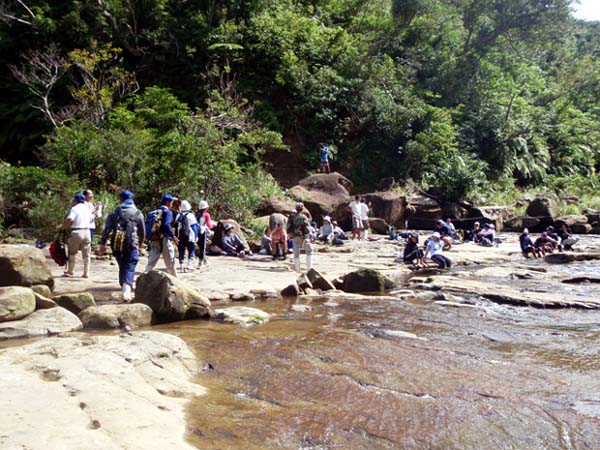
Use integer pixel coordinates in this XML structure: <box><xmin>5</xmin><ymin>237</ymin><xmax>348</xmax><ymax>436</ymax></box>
<box><xmin>332</xmin><ymin>220</ymin><xmax>347</xmax><ymax>240</ymax></box>
<box><xmin>259</xmin><ymin>226</ymin><xmax>272</xmax><ymax>255</ymax></box>
<box><xmin>221</xmin><ymin>224</ymin><xmax>252</xmax><ymax>257</ymax></box>
<box><xmin>434</xmin><ymin>219</ymin><xmax>454</xmax><ymax>250</ymax></box>
<box><xmin>534</xmin><ymin>232</ymin><xmax>554</xmax><ymax>257</ymax></box>
<box><xmin>464</xmin><ymin>221</ymin><xmax>481</xmax><ymax>243</ymax></box>
<box><xmin>478</xmin><ymin>223</ymin><xmax>495</xmax><ymax>247</ymax></box>
<box><xmin>519</xmin><ymin>228</ymin><xmax>539</xmax><ymax>258</ymax></box>
<box><xmin>318</xmin><ymin>216</ymin><xmax>335</xmax><ymax>244</ymax></box>
<box><xmin>446</xmin><ymin>218</ymin><xmax>456</xmax><ymax>234</ymax></box>
<box><xmin>558</xmin><ymin>222</ymin><xmax>578</xmax><ymax>251</ymax></box>
<box><xmin>425</xmin><ymin>232</ymin><xmax>452</xmax><ymax>269</ymax></box>
<box><xmin>270</xmin><ymin>222</ymin><xmax>288</xmax><ymax>260</ymax></box>
<box><xmin>545</xmin><ymin>226</ymin><xmax>562</xmax><ymax>251</ymax></box>
<box><xmin>402</xmin><ymin>233</ymin><xmax>425</xmax><ymax>267</ymax></box>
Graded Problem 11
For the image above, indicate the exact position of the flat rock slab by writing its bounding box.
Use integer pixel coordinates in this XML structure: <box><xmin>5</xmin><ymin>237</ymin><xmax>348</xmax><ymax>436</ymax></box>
<box><xmin>213</xmin><ymin>307</ymin><xmax>271</xmax><ymax>327</ymax></box>
<box><xmin>78</xmin><ymin>304</ymin><xmax>154</xmax><ymax>329</ymax></box>
<box><xmin>0</xmin><ymin>307</ymin><xmax>82</xmax><ymax>340</ymax></box>
<box><xmin>0</xmin><ymin>332</ymin><xmax>204</xmax><ymax>450</ymax></box>
<box><xmin>432</xmin><ymin>276</ymin><xmax>600</xmax><ymax>309</ymax></box>
<box><xmin>545</xmin><ymin>253</ymin><xmax>600</xmax><ymax>264</ymax></box>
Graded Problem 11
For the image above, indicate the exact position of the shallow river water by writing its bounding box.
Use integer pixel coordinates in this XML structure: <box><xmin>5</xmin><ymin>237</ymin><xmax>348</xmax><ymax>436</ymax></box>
<box><xmin>155</xmin><ymin>261</ymin><xmax>600</xmax><ymax>450</ymax></box>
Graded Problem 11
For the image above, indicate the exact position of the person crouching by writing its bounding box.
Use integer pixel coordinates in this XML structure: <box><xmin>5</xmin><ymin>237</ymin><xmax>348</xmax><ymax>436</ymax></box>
<box><xmin>425</xmin><ymin>232</ymin><xmax>452</xmax><ymax>269</ymax></box>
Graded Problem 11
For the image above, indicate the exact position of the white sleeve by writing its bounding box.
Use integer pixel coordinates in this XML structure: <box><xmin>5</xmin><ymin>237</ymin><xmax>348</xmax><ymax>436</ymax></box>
<box><xmin>66</xmin><ymin>206</ymin><xmax>77</xmax><ymax>221</ymax></box>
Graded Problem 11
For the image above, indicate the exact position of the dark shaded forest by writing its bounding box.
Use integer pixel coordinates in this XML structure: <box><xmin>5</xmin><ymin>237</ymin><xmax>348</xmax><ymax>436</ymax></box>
<box><xmin>1</xmin><ymin>0</ymin><xmax>599</xmax><ymax>233</ymax></box>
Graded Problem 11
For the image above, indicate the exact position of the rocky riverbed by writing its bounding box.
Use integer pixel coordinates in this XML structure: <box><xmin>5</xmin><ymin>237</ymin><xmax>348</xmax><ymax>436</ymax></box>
<box><xmin>2</xmin><ymin>232</ymin><xmax>600</xmax><ymax>448</ymax></box>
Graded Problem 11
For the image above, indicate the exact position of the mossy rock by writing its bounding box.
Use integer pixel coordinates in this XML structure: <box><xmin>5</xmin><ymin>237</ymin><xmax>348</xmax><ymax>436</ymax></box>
<box><xmin>342</xmin><ymin>269</ymin><xmax>395</xmax><ymax>294</ymax></box>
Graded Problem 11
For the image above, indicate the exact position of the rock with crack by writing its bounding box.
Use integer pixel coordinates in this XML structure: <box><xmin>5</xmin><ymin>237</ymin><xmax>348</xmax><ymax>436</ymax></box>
<box><xmin>0</xmin><ymin>307</ymin><xmax>82</xmax><ymax>340</ymax></box>
<box><xmin>0</xmin><ymin>286</ymin><xmax>36</xmax><ymax>322</ymax></box>
<box><xmin>78</xmin><ymin>304</ymin><xmax>154</xmax><ymax>329</ymax></box>
<box><xmin>0</xmin><ymin>331</ymin><xmax>204</xmax><ymax>449</ymax></box>
<box><xmin>213</xmin><ymin>306</ymin><xmax>270</xmax><ymax>327</ymax></box>
<box><xmin>135</xmin><ymin>270</ymin><xmax>211</xmax><ymax>322</ymax></box>
<box><xmin>0</xmin><ymin>245</ymin><xmax>54</xmax><ymax>290</ymax></box>
<box><xmin>52</xmin><ymin>292</ymin><xmax>96</xmax><ymax>315</ymax></box>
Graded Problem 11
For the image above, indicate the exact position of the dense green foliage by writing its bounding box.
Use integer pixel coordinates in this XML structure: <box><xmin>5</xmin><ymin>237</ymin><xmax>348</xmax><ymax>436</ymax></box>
<box><xmin>1</xmin><ymin>0</ymin><xmax>599</xmax><ymax>225</ymax></box>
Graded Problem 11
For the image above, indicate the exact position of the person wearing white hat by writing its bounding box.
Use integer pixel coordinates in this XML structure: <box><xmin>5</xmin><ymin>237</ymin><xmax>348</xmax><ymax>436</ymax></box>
<box><xmin>195</xmin><ymin>199</ymin><xmax>214</xmax><ymax>268</ymax></box>
<box><xmin>175</xmin><ymin>200</ymin><xmax>198</xmax><ymax>272</ymax></box>
<box><xmin>318</xmin><ymin>216</ymin><xmax>335</xmax><ymax>244</ymax></box>
<box><xmin>425</xmin><ymin>232</ymin><xmax>452</xmax><ymax>268</ymax></box>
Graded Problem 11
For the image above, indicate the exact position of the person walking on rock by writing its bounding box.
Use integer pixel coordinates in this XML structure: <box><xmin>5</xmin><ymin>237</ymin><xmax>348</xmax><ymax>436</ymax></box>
<box><xmin>196</xmin><ymin>200</ymin><xmax>214</xmax><ymax>269</ymax></box>
<box><xmin>145</xmin><ymin>194</ymin><xmax>178</xmax><ymax>277</ymax></box>
<box><xmin>287</xmin><ymin>202</ymin><xmax>314</xmax><ymax>272</ymax></box>
<box><xmin>60</xmin><ymin>193</ymin><xmax>93</xmax><ymax>278</ymax></box>
<box><xmin>84</xmin><ymin>189</ymin><xmax>102</xmax><ymax>242</ymax></box>
<box><xmin>99</xmin><ymin>191</ymin><xmax>145</xmax><ymax>301</ymax></box>
<box><xmin>175</xmin><ymin>200</ymin><xmax>198</xmax><ymax>273</ymax></box>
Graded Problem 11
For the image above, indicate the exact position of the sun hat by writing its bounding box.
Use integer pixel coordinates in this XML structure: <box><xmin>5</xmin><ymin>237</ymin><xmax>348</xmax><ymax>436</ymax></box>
<box><xmin>199</xmin><ymin>200</ymin><xmax>209</xmax><ymax>210</ymax></box>
<box><xmin>431</xmin><ymin>232</ymin><xmax>441</xmax><ymax>239</ymax></box>
<box><xmin>180</xmin><ymin>200</ymin><xmax>192</xmax><ymax>211</ymax></box>
<box><xmin>323</xmin><ymin>216</ymin><xmax>331</xmax><ymax>222</ymax></box>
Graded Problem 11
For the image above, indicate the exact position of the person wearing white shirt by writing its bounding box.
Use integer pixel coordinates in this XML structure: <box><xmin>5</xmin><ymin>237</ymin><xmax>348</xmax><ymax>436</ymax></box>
<box><xmin>424</xmin><ymin>232</ymin><xmax>452</xmax><ymax>269</ymax></box>
<box><xmin>359</xmin><ymin>198</ymin><xmax>370</xmax><ymax>239</ymax></box>
<box><xmin>84</xmin><ymin>189</ymin><xmax>102</xmax><ymax>242</ymax></box>
<box><xmin>349</xmin><ymin>195</ymin><xmax>363</xmax><ymax>240</ymax></box>
<box><xmin>61</xmin><ymin>193</ymin><xmax>93</xmax><ymax>277</ymax></box>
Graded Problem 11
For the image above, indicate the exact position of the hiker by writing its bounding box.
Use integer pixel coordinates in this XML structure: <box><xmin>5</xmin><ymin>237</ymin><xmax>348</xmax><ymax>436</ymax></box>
<box><xmin>270</xmin><ymin>222</ymin><xmax>288</xmax><ymax>260</ymax></box>
<box><xmin>319</xmin><ymin>144</ymin><xmax>331</xmax><ymax>174</ymax></box>
<box><xmin>84</xmin><ymin>189</ymin><xmax>102</xmax><ymax>242</ymax></box>
<box><xmin>465</xmin><ymin>222</ymin><xmax>481</xmax><ymax>242</ymax></box>
<box><xmin>98</xmin><ymin>191</ymin><xmax>145</xmax><ymax>301</ymax></box>
<box><xmin>318</xmin><ymin>216</ymin><xmax>335</xmax><ymax>243</ymax></box>
<box><xmin>360</xmin><ymin>197</ymin><xmax>370</xmax><ymax>239</ymax></box>
<box><xmin>534</xmin><ymin>232</ymin><xmax>554</xmax><ymax>256</ymax></box>
<box><xmin>478</xmin><ymin>223</ymin><xmax>495</xmax><ymax>247</ymax></box>
<box><xmin>221</xmin><ymin>224</ymin><xmax>251</xmax><ymax>256</ymax></box>
<box><xmin>349</xmin><ymin>195</ymin><xmax>363</xmax><ymax>240</ymax></box>
<box><xmin>519</xmin><ymin>228</ymin><xmax>539</xmax><ymax>258</ymax></box>
<box><xmin>332</xmin><ymin>220</ymin><xmax>347</xmax><ymax>240</ymax></box>
<box><xmin>425</xmin><ymin>232</ymin><xmax>452</xmax><ymax>269</ymax></box>
<box><xmin>175</xmin><ymin>200</ymin><xmax>198</xmax><ymax>272</ymax></box>
<box><xmin>144</xmin><ymin>194</ymin><xmax>178</xmax><ymax>277</ymax></box>
<box><xmin>287</xmin><ymin>202</ymin><xmax>314</xmax><ymax>272</ymax></box>
<box><xmin>195</xmin><ymin>200</ymin><xmax>214</xmax><ymax>269</ymax></box>
<box><xmin>60</xmin><ymin>193</ymin><xmax>93</xmax><ymax>278</ymax></box>
<box><xmin>402</xmin><ymin>233</ymin><xmax>425</xmax><ymax>267</ymax></box>
<box><xmin>434</xmin><ymin>219</ymin><xmax>454</xmax><ymax>250</ymax></box>
<box><xmin>558</xmin><ymin>222</ymin><xmax>578</xmax><ymax>251</ymax></box>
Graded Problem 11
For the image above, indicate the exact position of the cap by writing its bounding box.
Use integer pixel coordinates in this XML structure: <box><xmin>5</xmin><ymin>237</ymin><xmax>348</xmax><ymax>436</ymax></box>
<box><xmin>180</xmin><ymin>200</ymin><xmax>192</xmax><ymax>211</ymax></box>
<box><xmin>295</xmin><ymin>202</ymin><xmax>304</xmax><ymax>212</ymax></box>
<box><xmin>546</xmin><ymin>226</ymin><xmax>554</xmax><ymax>231</ymax></box>
<box><xmin>474</xmin><ymin>221</ymin><xmax>480</xmax><ymax>226</ymax></box>
<box><xmin>436</xmin><ymin>220</ymin><xmax>444</xmax><ymax>225</ymax></box>
<box><xmin>431</xmin><ymin>232</ymin><xmax>441</xmax><ymax>239</ymax></box>
<box><xmin>120</xmin><ymin>190</ymin><xmax>134</xmax><ymax>200</ymax></box>
<box><xmin>198</xmin><ymin>200</ymin><xmax>209</xmax><ymax>210</ymax></box>
<box><xmin>161</xmin><ymin>194</ymin><xmax>174</xmax><ymax>205</ymax></box>
<box><xmin>74</xmin><ymin>193</ymin><xmax>85</xmax><ymax>203</ymax></box>
<box><xmin>323</xmin><ymin>216</ymin><xmax>331</xmax><ymax>222</ymax></box>
<box><xmin>224</xmin><ymin>223</ymin><xmax>234</xmax><ymax>232</ymax></box>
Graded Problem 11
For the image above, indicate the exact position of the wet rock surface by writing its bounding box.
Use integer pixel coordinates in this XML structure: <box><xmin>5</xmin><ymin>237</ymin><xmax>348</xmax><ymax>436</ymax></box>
<box><xmin>213</xmin><ymin>306</ymin><xmax>271</xmax><ymax>327</ymax></box>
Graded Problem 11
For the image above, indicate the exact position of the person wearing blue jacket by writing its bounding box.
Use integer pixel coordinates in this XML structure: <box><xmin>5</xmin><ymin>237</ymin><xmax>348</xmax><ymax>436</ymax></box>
<box><xmin>145</xmin><ymin>194</ymin><xmax>178</xmax><ymax>277</ymax></box>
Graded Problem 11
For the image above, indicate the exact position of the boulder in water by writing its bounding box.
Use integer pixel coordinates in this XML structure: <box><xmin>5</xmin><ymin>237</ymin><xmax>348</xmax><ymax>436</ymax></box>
<box><xmin>0</xmin><ymin>307</ymin><xmax>82</xmax><ymax>340</ymax></box>
<box><xmin>78</xmin><ymin>304</ymin><xmax>153</xmax><ymax>329</ymax></box>
<box><xmin>342</xmin><ymin>269</ymin><xmax>395</xmax><ymax>293</ymax></box>
<box><xmin>135</xmin><ymin>270</ymin><xmax>211</xmax><ymax>322</ymax></box>
<box><xmin>0</xmin><ymin>245</ymin><xmax>54</xmax><ymax>290</ymax></box>
<box><xmin>0</xmin><ymin>286</ymin><xmax>36</xmax><ymax>322</ymax></box>
<box><xmin>213</xmin><ymin>306</ymin><xmax>270</xmax><ymax>327</ymax></box>
<box><xmin>306</xmin><ymin>268</ymin><xmax>336</xmax><ymax>291</ymax></box>
<box><xmin>281</xmin><ymin>283</ymin><xmax>299</xmax><ymax>297</ymax></box>
<box><xmin>52</xmin><ymin>292</ymin><xmax>96</xmax><ymax>315</ymax></box>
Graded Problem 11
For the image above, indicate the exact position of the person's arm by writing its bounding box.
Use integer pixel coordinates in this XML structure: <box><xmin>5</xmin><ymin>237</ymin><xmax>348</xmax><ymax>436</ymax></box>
<box><xmin>137</xmin><ymin>211</ymin><xmax>146</xmax><ymax>245</ymax></box>
<box><xmin>60</xmin><ymin>207</ymin><xmax>76</xmax><ymax>231</ymax></box>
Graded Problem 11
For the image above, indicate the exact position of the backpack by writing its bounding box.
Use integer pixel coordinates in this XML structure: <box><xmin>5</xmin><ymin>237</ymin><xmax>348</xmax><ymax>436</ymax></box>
<box><xmin>49</xmin><ymin>233</ymin><xmax>67</xmax><ymax>266</ymax></box>
<box><xmin>291</xmin><ymin>213</ymin><xmax>309</xmax><ymax>238</ymax></box>
<box><xmin>145</xmin><ymin>208</ymin><xmax>164</xmax><ymax>241</ymax></box>
<box><xmin>111</xmin><ymin>208</ymin><xmax>135</xmax><ymax>255</ymax></box>
<box><xmin>177</xmin><ymin>212</ymin><xmax>191</xmax><ymax>243</ymax></box>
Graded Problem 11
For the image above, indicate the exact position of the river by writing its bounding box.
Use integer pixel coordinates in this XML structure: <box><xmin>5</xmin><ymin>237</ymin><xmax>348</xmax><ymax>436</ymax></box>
<box><xmin>153</xmin><ymin>259</ymin><xmax>600</xmax><ymax>449</ymax></box>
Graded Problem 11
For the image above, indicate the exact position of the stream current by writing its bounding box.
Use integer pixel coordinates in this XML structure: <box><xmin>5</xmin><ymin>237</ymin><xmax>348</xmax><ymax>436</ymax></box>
<box><xmin>156</xmin><ymin>261</ymin><xmax>600</xmax><ymax>450</ymax></box>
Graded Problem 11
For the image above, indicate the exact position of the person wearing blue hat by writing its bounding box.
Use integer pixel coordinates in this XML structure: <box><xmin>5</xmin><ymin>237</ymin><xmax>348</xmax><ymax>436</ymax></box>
<box><xmin>99</xmin><ymin>190</ymin><xmax>145</xmax><ymax>301</ymax></box>
<box><xmin>144</xmin><ymin>194</ymin><xmax>178</xmax><ymax>277</ymax></box>
<box><xmin>60</xmin><ymin>193</ymin><xmax>93</xmax><ymax>277</ymax></box>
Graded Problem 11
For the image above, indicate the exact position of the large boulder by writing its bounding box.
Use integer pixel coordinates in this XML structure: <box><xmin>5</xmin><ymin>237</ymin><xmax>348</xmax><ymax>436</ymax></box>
<box><xmin>213</xmin><ymin>306</ymin><xmax>270</xmax><ymax>327</ymax></box>
<box><xmin>367</xmin><ymin>217</ymin><xmax>390</xmax><ymax>235</ymax></box>
<box><xmin>0</xmin><ymin>286</ymin><xmax>36</xmax><ymax>322</ymax></box>
<box><xmin>0</xmin><ymin>245</ymin><xmax>54</xmax><ymax>290</ymax></box>
<box><xmin>135</xmin><ymin>270</ymin><xmax>211</xmax><ymax>322</ymax></box>
<box><xmin>289</xmin><ymin>172</ymin><xmax>352</xmax><ymax>220</ymax></box>
<box><xmin>78</xmin><ymin>304</ymin><xmax>154</xmax><ymax>329</ymax></box>
<box><xmin>52</xmin><ymin>292</ymin><xmax>96</xmax><ymax>315</ymax></box>
<box><xmin>256</xmin><ymin>195</ymin><xmax>297</xmax><ymax>217</ymax></box>
<box><xmin>406</xmin><ymin>194</ymin><xmax>442</xmax><ymax>230</ymax></box>
<box><xmin>362</xmin><ymin>192</ymin><xmax>408</xmax><ymax>228</ymax></box>
<box><xmin>526</xmin><ymin>196</ymin><xmax>558</xmax><ymax>219</ymax></box>
<box><xmin>463</xmin><ymin>206</ymin><xmax>511</xmax><ymax>231</ymax></box>
<box><xmin>0</xmin><ymin>307</ymin><xmax>82</xmax><ymax>340</ymax></box>
<box><xmin>556</xmin><ymin>215</ymin><xmax>591</xmax><ymax>234</ymax></box>
<box><xmin>341</xmin><ymin>269</ymin><xmax>395</xmax><ymax>293</ymax></box>
<box><xmin>211</xmin><ymin>219</ymin><xmax>249</xmax><ymax>251</ymax></box>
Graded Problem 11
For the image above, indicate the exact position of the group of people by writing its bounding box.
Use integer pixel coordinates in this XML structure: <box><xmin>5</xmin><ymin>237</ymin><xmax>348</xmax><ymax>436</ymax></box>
<box><xmin>519</xmin><ymin>223</ymin><xmax>578</xmax><ymax>258</ymax></box>
<box><xmin>400</xmin><ymin>220</ymin><xmax>454</xmax><ymax>269</ymax></box>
